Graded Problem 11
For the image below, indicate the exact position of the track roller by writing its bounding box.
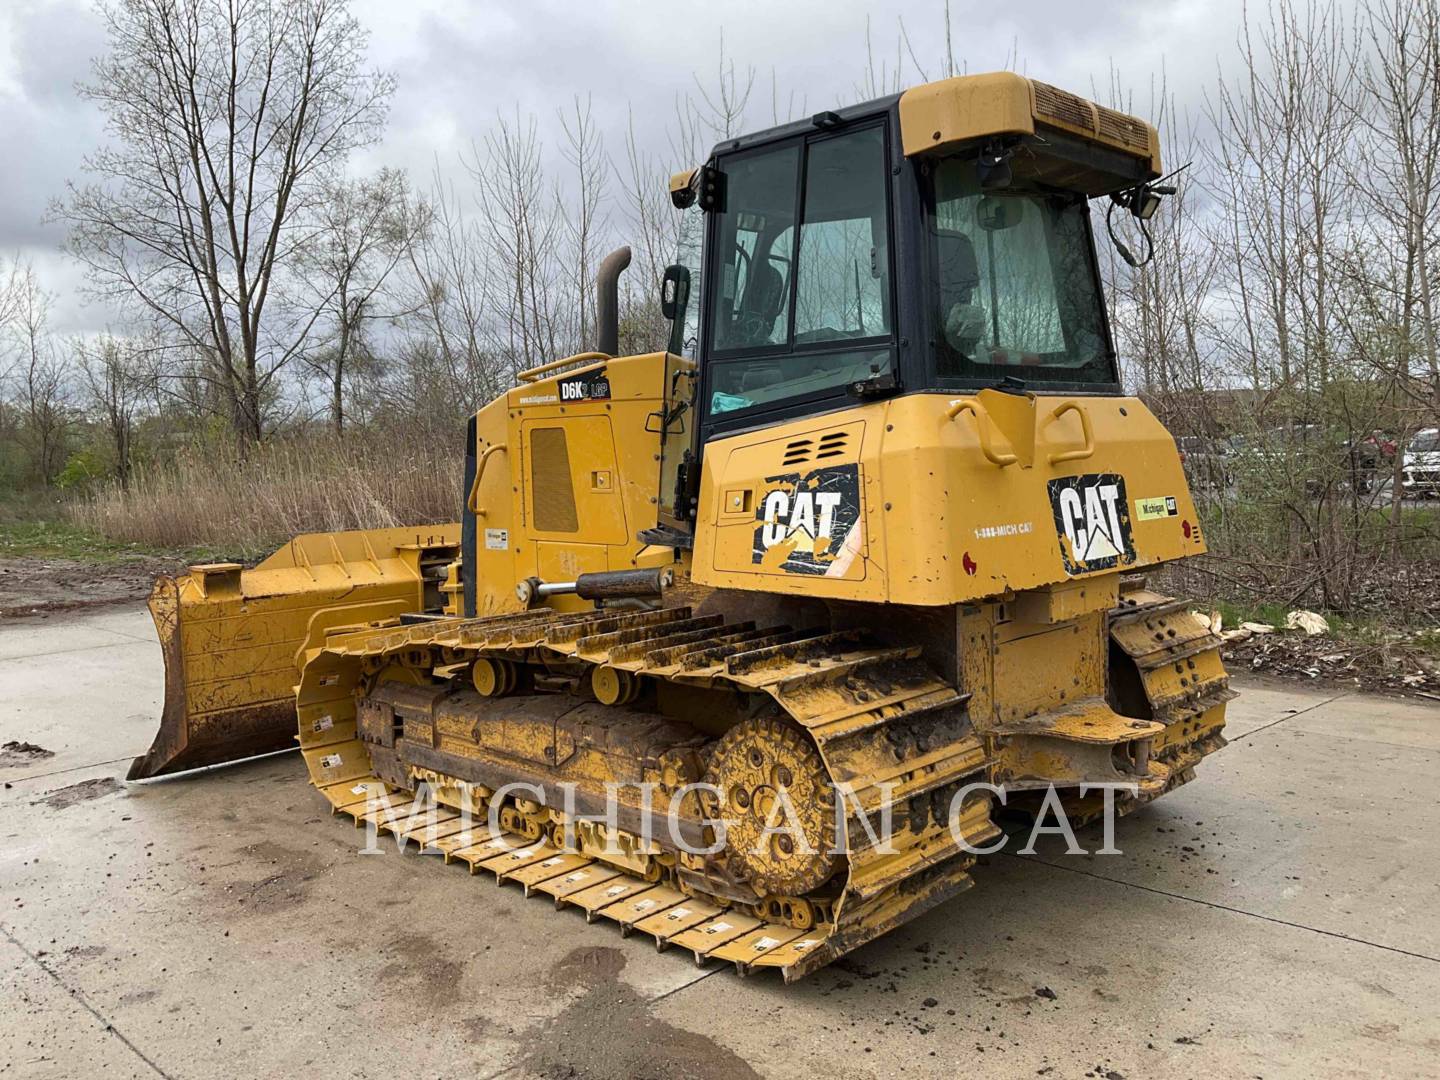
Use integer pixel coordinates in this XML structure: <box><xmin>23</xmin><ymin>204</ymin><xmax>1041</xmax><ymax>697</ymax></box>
<box><xmin>472</xmin><ymin>657</ymin><xmax>519</xmax><ymax>697</ymax></box>
<box><xmin>591</xmin><ymin>664</ymin><xmax>642</xmax><ymax>706</ymax></box>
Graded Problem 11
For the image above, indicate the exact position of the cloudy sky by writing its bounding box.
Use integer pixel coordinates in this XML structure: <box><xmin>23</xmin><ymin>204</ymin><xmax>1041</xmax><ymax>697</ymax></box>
<box><xmin>0</xmin><ymin>0</ymin><xmax>1257</xmax><ymax>336</ymax></box>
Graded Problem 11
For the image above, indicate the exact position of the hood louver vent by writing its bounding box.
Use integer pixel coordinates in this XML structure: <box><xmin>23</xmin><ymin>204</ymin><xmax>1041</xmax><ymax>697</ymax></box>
<box><xmin>781</xmin><ymin>438</ymin><xmax>813</xmax><ymax>467</ymax></box>
<box><xmin>1096</xmin><ymin>107</ymin><xmax>1152</xmax><ymax>155</ymax></box>
<box><xmin>1031</xmin><ymin>81</ymin><xmax>1153</xmax><ymax>158</ymax></box>
<box><xmin>1032</xmin><ymin>80</ymin><xmax>1095</xmax><ymax>133</ymax></box>
<box><xmin>780</xmin><ymin>430</ymin><xmax>850</xmax><ymax>468</ymax></box>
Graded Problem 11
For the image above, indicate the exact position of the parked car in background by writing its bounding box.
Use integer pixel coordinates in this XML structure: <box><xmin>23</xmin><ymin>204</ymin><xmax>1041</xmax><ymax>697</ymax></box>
<box><xmin>1174</xmin><ymin>435</ymin><xmax>1233</xmax><ymax>489</ymax></box>
<box><xmin>1227</xmin><ymin>426</ymin><xmax>1386</xmax><ymax>495</ymax></box>
<box><xmin>1361</xmin><ymin>430</ymin><xmax>1398</xmax><ymax>461</ymax></box>
<box><xmin>1402</xmin><ymin>428</ymin><xmax>1440</xmax><ymax>498</ymax></box>
<box><xmin>1342</xmin><ymin>436</ymin><xmax>1383</xmax><ymax>493</ymax></box>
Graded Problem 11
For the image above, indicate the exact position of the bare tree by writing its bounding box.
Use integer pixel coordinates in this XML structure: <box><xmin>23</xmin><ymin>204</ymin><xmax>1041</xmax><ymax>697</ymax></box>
<box><xmin>395</xmin><ymin>169</ymin><xmax>510</xmax><ymax>414</ymax></box>
<box><xmin>467</xmin><ymin>108</ymin><xmax>564</xmax><ymax>371</ymax></box>
<box><xmin>77</xmin><ymin>333</ymin><xmax>149</xmax><ymax>489</ymax></box>
<box><xmin>558</xmin><ymin>97</ymin><xmax>607</xmax><ymax>352</ymax></box>
<box><xmin>1350</xmin><ymin>0</ymin><xmax>1440</xmax><ymax>384</ymax></box>
<box><xmin>53</xmin><ymin>0</ymin><xmax>394</xmax><ymax>442</ymax></box>
<box><xmin>1098</xmin><ymin>68</ymin><xmax>1221</xmax><ymax>425</ymax></box>
<box><xmin>0</xmin><ymin>257</ymin><xmax>22</xmax><ymax>342</ymax></box>
<box><xmin>859</xmin><ymin>14</ymin><xmax>906</xmax><ymax>98</ymax></box>
<box><xmin>0</xmin><ymin>258</ymin><xmax>24</xmax><ymax>441</ymax></box>
<box><xmin>691</xmin><ymin>31</ymin><xmax>755</xmax><ymax>141</ymax></box>
<box><xmin>1207</xmin><ymin>0</ymin><xmax>1361</xmax><ymax>400</ymax></box>
<box><xmin>1194</xmin><ymin>1</ymin><xmax>1416</xmax><ymax>613</ymax></box>
<box><xmin>0</xmin><ymin>258</ymin><xmax>28</xmax><ymax>478</ymax></box>
<box><xmin>300</xmin><ymin>168</ymin><xmax>427</xmax><ymax>433</ymax></box>
<box><xmin>616</xmin><ymin>110</ymin><xmax>686</xmax><ymax>355</ymax></box>
<box><xmin>8</xmin><ymin>265</ymin><xmax>69</xmax><ymax>483</ymax></box>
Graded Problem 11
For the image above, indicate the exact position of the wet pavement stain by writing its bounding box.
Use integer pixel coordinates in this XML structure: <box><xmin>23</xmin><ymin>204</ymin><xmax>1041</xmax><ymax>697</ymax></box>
<box><xmin>32</xmin><ymin>776</ymin><xmax>122</xmax><ymax>809</ymax></box>
<box><xmin>0</xmin><ymin>741</ymin><xmax>54</xmax><ymax>768</ymax></box>
<box><xmin>519</xmin><ymin>946</ymin><xmax>763</xmax><ymax>1080</ymax></box>
<box><xmin>217</xmin><ymin>840</ymin><xmax>328</xmax><ymax>914</ymax></box>
<box><xmin>374</xmin><ymin>933</ymin><xmax>466</xmax><ymax>1007</ymax></box>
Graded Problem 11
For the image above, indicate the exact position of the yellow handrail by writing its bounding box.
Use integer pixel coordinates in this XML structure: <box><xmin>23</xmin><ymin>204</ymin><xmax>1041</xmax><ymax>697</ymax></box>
<box><xmin>516</xmin><ymin>351</ymin><xmax>610</xmax><ymax>383</ymax></box>
<box><xmin>1046</xmin><ymin>401</ymin><xmax>1095</xmax><ymax>465</ymax></box>
<box><xmin>946</xmin><ymin>398</ymin><xmax>1018</xmax><ymax>467</ymax></box>
<box><xmin>467</xmin><ymin>443</ymin><xmax>508</xmax><ymax>516</ymax></box>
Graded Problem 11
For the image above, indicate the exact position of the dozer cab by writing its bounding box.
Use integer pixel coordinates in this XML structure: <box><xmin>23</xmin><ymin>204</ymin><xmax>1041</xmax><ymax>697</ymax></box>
<box><xmin>132</xmin><ymin>72</ymin><xmax>1233</xmax><ymax>981</ymax></box>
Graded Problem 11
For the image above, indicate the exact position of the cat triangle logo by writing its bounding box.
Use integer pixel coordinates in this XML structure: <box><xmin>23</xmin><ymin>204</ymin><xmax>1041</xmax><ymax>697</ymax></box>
<box><xmin>1080</xmin><ymin>518</ymin><xmax>1120</xmax><ymax>561</ymax></box>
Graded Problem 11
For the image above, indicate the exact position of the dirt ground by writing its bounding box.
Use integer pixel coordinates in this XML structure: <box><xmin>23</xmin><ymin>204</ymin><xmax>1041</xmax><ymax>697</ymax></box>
<box><xmin>0</xmin><ymin>555</ymin><xmax>178</xmax><ymax>618</ymax></box>
<box><xmin>1225</xmin><ymin>629</ymin><xmax>1440</xmax><ymax>699</ymax></box>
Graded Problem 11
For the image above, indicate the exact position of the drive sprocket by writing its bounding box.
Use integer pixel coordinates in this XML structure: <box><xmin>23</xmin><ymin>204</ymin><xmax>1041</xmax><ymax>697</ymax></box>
<box><xmin>703</xmin><ymin>715</ymin><xmax>840</xmax><ymax>897</ymax></box>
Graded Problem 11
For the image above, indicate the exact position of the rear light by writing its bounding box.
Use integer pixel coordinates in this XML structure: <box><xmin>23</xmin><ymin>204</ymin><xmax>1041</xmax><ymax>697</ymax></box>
<box><xmin>1182</xmin><ymin>519</ymin><xmax>1192</xmax><ymax>539</ymax></box>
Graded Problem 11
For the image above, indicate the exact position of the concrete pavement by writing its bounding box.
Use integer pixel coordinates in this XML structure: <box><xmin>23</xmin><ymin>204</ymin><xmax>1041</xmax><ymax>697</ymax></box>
<box><xmin>2</xmin><ymin>604</ymin><xmax>1438</xmax><ymax>1079</ymax></box>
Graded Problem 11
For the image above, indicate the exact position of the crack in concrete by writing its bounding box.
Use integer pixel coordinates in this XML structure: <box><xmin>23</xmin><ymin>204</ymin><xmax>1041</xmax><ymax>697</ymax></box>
<box><xmin>0</xmin><ymin>636</ymin><xmax>154</xmax><ymax>663</ymax></box>
<box><xmin>1008</xmin><ymin>852</ymin><xmax>1440</xmax><ymax>966</ymax></box>
<box><xmin>1227</xmin><ymin>689</ymin><xmax>1352</xmax><ymax>742</ymax></box>
<box><xmin>0</xmin><ymin>921</ymin><xmax>174</xmax><ymax>1079</ymax></box>
<box><xmin>1268</xmin><ymin>728</ymin><xmax>1440</xmax><ymax>755</ymax></box>
<box><xmin>85</xmin><ymin>622</ymin><xmax>157</xmax><ymax>644</ymax></box>
<box><xmin>1</xmin><ymin>756</ymin><xmax>135</xmax><ymax>788</ymax></box>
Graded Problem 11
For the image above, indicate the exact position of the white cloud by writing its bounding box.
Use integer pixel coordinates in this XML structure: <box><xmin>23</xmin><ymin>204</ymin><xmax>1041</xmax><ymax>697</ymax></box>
<box><xmin>0</xmin><ymin>0</ymin><xmax>1340</xmax><ymax>336</ymax></box>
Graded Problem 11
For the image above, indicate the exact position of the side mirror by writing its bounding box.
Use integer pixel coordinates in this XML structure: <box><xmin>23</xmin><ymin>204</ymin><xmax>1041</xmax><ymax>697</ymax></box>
<box><xmin>661</xmin><ymin>264</ymin><xmax>690</xmax><ymax>321</ymax></box>
<box><xmin>976</xmin><ymin>196</ymin><xmax>1023</xmax><ymax>232</ymax></box>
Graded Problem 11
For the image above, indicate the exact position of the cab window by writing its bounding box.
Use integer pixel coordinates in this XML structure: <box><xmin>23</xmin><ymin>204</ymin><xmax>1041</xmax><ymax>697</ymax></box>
<box><xmin>712</xmin><ymin>147</ymin><xmax>799</xmax><ymax>353</ymax></box>
<box><xmin>706</xmin><ymin>123</ymin><xmax>894</xmax><ymax>419</ymax></box>
<box><xmin>928</xmin><ymin>156</ymin><xmax>1113</xmax><ymax>385</ymax></box>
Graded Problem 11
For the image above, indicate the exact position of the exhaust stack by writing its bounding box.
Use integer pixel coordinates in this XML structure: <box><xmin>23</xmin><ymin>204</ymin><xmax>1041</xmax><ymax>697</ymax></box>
<box><xmin>596</xmin><ymin>246</ymin><xmax>632</xmax><ymax>356</ymax></box>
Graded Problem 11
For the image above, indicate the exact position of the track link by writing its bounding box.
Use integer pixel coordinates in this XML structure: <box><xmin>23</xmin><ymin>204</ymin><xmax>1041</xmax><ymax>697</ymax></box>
<box><xmin>295</xmin><ymin>604</ymin><xmax>998</xmax><ymax>981</ymax></box>
<box><xmin>1109</xmin><ymin>585</ymin><xmax>1234</xmax><ymax>798</ymax></box>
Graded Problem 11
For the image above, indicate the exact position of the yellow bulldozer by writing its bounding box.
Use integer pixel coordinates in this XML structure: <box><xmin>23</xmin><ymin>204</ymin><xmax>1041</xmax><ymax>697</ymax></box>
<box><xmin>131</xmin><ymin>71</ymin><xmax>1232</xmax><ymax>981</ymax></box>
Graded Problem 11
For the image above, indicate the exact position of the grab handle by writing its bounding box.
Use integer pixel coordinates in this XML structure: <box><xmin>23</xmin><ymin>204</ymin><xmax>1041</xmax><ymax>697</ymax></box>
<box><xmin>946</xmin><ymin>398</ymin><xmax>1018</xmax><ymax>467</ymax></box>
<box><xmin>467</xmin><ymin>443</ymin><xmax>508</xmax><ymax>516</ymax></box>
<box><xmin>1047</xmin><ymin>401</ymin><xmax>1095</xmax><ymax>465</ymax></box>
<box><xmin>517</xmin><ymin>352</ymin><xmax>610</xmax><ymax>383</ymax></box>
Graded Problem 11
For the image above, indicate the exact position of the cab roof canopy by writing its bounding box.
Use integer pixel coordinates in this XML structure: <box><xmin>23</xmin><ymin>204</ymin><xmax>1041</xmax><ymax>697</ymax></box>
<box><xmin>677</xmin><ymin>72</ymin><xmax>1161</xmax><ymax>201</ymax></box>
<box><xmin>900</xmin><ymin>71</ymin><xmax>1161</xmax><ymax>194</ymax></box>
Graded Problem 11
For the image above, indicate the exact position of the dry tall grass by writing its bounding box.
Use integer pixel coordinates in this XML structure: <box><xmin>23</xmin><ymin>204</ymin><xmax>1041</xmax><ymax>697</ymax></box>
<box><xmin>72</xmin><ymin>428</ymin><xmax>462</xmax><ymax>559</ymax></box>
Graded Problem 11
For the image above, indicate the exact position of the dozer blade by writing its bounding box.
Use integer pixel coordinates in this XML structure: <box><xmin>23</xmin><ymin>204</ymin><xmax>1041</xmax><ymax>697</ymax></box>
<box><xmin>128</xmin><ymin>525</ymin><xmax>460</xmax><ymax>780</ymax></box>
